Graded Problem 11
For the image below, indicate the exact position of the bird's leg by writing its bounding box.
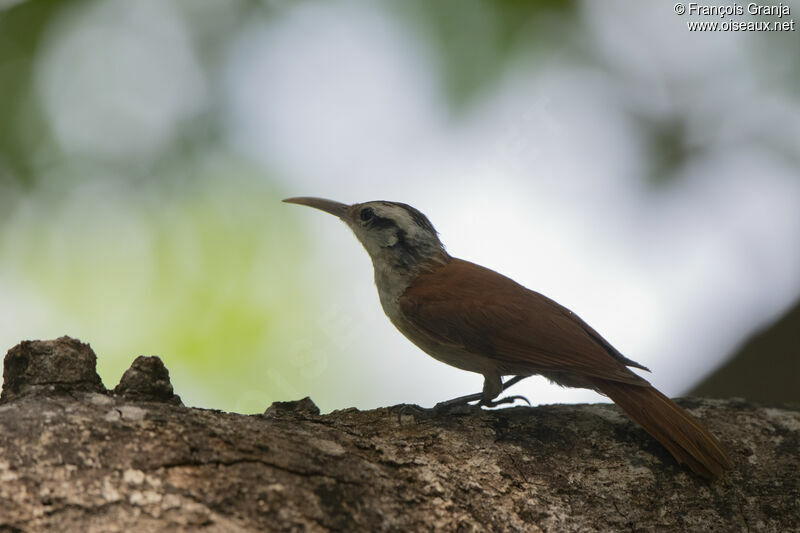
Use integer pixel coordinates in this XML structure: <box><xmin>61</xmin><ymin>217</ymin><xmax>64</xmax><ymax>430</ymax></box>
<box><xmin>479</xmin><ymin>375</ymin><xmax>531</xmax><ymax>407</ymax></box>
<box><xmin>433</xmin><ymin>375</ymin><xmax>530</xmax><ymax>411</ymax></box>
<box><xmin>477</xmin><ymin>374</ymin><xmax>530</xmax><ymax>408</ymax></box>
<box><xmin>395</xmin><ymin>376</ymin><xmax>530</xmax><ymax>421</ymax></box>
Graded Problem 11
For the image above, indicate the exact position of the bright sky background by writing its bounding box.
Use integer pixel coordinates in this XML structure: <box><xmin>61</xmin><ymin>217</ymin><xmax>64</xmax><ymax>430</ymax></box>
<box><xmin>221</xmin><ymin>1</ymin><xmax>800</xmax><ymax>407</ymax></box>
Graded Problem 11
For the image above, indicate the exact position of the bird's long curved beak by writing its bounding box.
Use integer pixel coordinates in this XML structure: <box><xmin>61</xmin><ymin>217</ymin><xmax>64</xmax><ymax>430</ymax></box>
<box><xmin>283</xmin><ymin>197</ymin><xmax>349</xmax><ymax>219</ymax></box>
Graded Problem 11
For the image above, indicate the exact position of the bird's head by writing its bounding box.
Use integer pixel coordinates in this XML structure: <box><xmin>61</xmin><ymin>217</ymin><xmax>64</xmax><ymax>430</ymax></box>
<box><xmin>283</xmin><ymin>197</ymin><xmax>448</xmax><ymax>272</ymax></box>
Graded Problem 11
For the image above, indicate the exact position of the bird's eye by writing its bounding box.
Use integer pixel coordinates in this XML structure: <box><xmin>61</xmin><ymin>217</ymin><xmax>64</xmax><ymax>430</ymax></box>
<box><xmin>359</xmin><ymin>207</ymin><xmax>374</xmax><ymax>222</ymax></box>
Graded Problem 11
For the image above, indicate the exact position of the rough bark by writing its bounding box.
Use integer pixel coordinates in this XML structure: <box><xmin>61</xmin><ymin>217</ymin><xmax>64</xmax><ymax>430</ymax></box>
<box><xmin>0</xmin><ymin>337</ymin><xmax>797</xmax><ymax>532</ymax></box>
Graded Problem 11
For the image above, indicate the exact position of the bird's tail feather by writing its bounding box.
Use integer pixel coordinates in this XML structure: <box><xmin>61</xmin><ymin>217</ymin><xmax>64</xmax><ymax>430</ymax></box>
<box><xmin>593</xmin><ymin>379</ymin><xmax>734</xmax><ymax>479</ymax></box>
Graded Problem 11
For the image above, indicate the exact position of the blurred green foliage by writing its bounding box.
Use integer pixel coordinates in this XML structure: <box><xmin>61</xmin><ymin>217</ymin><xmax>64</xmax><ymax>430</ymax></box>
<box><xmin>393</xmin><ymin>0</ymin><xmax>575</xmax><ymax>110</ymax></box>
<box><xmin>0</xmin><ymin>0</ymin><xmax>354</xmax><ymax>411</ymax></box>
<box><xmin>0</xmin><ymin>149</ymin><xmax>347</xmax><ymax>411</ymax></box>
<box><xmin>0</xmin><ymin>0</ymin><xmax>61</xmax><ymax>189</ymax></box>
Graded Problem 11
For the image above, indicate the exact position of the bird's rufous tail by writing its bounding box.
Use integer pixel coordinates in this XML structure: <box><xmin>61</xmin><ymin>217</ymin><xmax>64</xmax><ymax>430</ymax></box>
<box><xmin>592</xmin><ymin>379</ymin><xmax>734</xmax><ymax>479</ymax></box>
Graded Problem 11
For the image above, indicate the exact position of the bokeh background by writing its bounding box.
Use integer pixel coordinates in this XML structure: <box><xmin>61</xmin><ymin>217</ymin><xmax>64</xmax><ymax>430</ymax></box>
<box><xmin>1</xmin><ymin>0</ymin><xmax>798</xmax><ymax>412</ymax></box>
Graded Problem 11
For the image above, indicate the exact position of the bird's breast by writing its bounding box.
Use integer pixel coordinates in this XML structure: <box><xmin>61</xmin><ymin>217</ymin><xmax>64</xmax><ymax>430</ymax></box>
<box><xmin>378</xmin><ymin>288</ymin><xmax>501</xmax><ymax>376</ymax></box>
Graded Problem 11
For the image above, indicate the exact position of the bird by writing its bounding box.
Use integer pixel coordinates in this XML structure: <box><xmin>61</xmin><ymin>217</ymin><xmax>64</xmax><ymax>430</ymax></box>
<box><xmin>283</xmin><ymin>197</ymin><xmax>734</xmax><ymax>479</ymax></box>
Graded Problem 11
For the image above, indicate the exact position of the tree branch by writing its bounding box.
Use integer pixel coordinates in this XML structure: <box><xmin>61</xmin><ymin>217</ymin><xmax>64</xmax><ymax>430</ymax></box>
<box><xmin>1</xmin><ymin>337</ymin><xmax>797</xmax><ymax>531</ymax></box>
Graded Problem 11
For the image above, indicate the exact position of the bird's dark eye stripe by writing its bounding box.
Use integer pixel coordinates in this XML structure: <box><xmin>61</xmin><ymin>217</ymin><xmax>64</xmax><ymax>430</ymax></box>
<box><xmin>360</xmin><ymin>208</ymin><xmax>374</xmax><ymax>221</ymax></box>
<box><xmin>371</xmin><ymin>216</ymin><xmax>396</xmax><ymax>229</ymax></box>
<box><xmin>359</xmin><ymin>207</ymin><xmax>396</xmax><ymax>229</ymax></box>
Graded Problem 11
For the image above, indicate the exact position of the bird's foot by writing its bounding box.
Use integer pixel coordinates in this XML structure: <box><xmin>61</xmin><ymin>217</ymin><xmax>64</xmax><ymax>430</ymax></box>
<box><xmin>394</xmin><ymin>403</ymin><xmax>427</xmax><ymax>422</ymax></box>
<box><xmin>432</xmin><ymin>392</ymin><xmax>531</xmax><ymax>412</ymax></box>
<box><xmin>396</xmin><ymin>376</ymin><xmax>532</xmax><ymax>421</ymax></box>
<box><xmin>432</xmin><ymin>392</ymin><xmax>484</xmax><ymax>412</ymax></box>
<box><xmin>478</xmin><ymin>395</ymin><xmax>531</xmax><ymax>408</ymax></box>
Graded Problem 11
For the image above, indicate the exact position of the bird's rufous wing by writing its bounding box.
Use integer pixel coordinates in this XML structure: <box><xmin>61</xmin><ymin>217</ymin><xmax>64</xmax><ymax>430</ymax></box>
<box><xmin>398</xmin><ymin>258</ymin><xmax>648</xmax><ymax>385</ymax></box>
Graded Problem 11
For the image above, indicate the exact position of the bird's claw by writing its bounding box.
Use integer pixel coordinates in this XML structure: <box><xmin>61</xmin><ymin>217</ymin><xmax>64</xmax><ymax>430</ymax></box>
<box><xmin>397</xmin><ymin>380</ymin><xmax>531</xmax><ymax>422</ymax></box>
<box><xmin>432</xmin><ymin>392</ymin><xmax>483</xmax><ymax>413</ymax></box>
<box><xmin>480</xmin><ymin>394</ymin><xmax>531</xmax><ymax>408</ymax></box>
<box><xmin>434</xmin><ymin>393</ymin><xmax>531</xmax><ymax>411</ymax></box>
<box><xmin>395</xmin><ymin>403</ymin><xmax>427</xmax><ymax>423</ymax></box>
